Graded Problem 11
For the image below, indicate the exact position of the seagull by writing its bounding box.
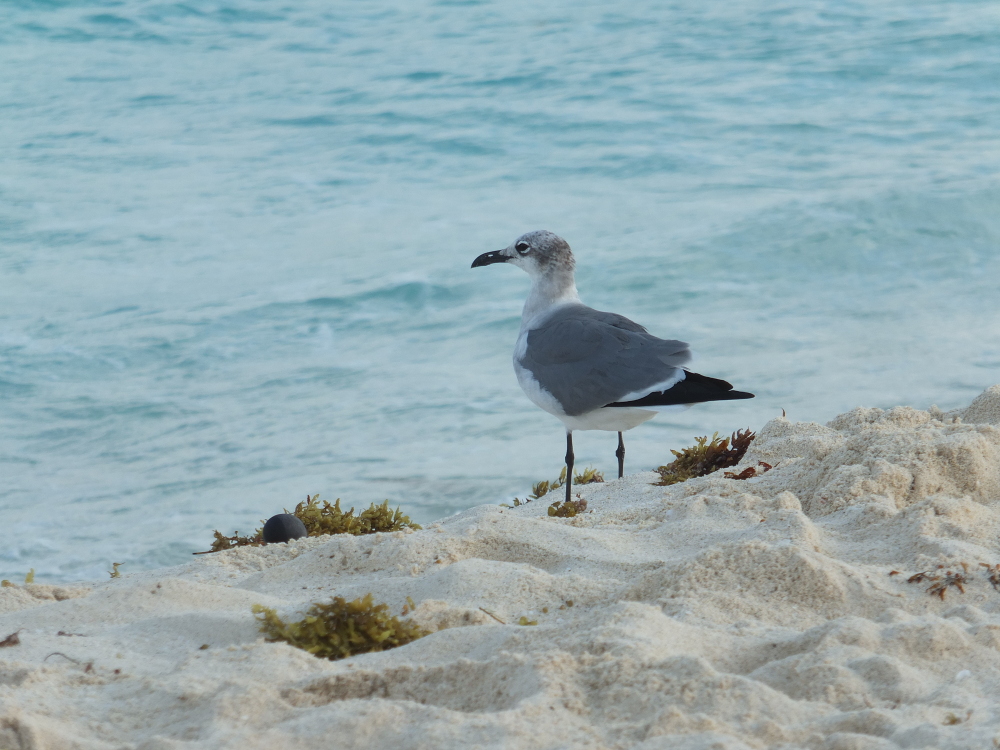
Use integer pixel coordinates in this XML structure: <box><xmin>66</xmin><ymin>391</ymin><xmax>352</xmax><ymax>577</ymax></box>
<box><xmin>472</xmin><ymin>230</ymin><xmax>754</xmax><ymax>503</ymax></box>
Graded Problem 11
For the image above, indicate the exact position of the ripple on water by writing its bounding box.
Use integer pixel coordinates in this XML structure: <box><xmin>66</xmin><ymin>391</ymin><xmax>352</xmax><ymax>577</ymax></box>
<box><xmin>1</xmin><ymin>0</ymin><xmax>1000</xmax><ymax>580</ymax></box>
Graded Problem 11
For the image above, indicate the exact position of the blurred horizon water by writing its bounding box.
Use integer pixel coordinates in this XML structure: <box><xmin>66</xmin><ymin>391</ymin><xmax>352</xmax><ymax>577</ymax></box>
<box><xmin>2</xmin><ymin>0</ymin><xmax>1000</xmax><ymax>581</ymax></box>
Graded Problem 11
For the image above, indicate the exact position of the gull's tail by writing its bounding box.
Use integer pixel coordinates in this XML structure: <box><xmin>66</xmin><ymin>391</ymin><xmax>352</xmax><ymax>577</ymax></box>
<box><xmin>604</xmin><ymin>371</ymin><xmax>754</xmax><ymax>408</ymax></box>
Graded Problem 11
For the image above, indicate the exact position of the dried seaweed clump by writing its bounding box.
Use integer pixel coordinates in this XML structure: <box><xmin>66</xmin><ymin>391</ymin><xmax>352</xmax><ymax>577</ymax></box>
<box><xmin>655</xmin><ymin>429</ymin><xmax>755</xmax><ymax>486</ymax></box>
<box><xmin>202</xmin><ymin>495</ymin><xmax>421</xmax><ymax>553</ymax></box>
<box><xmin>724</xmin><ymin>462</ymin><xmax>773</xmax><ymax>480</ymax></box>
<box><xmin>889</xmin><ymin>561</ymin><xmax>1000</xmax><ymax>599</ymax></box>
<box><xmin>905</xmin><ymin>563</ymin><xmax>970</xmax><ymax>600</ymax></box>
<box><xmin>252</xmin><ymin>594</ymin><xmax>427</xmax><ymax>660</ymax></box>
<box><xmin>291</xmin><ymin>496</ymin><xmax>420</xmax><ymax>536</ymax></box>
<box><xmin>205</xmin><ymin>529</ymin><xmax>264</xmax><ymax>553</ymax></box>
<box><xmin>547</xmin><ymin>497</ymin><xmax>588</xmax><ymax>518</ymax></box>
<box><xmin>2</xmin><ymin>570</ymin><xmax>37</xmax><ymax>586</ymax></box>
<box><xmin>982</xmin><ymin>563</ymin><xmax>1000</xmax><ymax>591</ymax></box>
<box><xmin>504</xmin><ymin>466</ymin><xmax>604</xmax><ymax>507</ymax></box>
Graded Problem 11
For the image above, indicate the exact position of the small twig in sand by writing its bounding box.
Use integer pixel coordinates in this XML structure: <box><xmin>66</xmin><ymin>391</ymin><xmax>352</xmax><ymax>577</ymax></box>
<box><xmin>44</xmin><ymin>651</ymin><xmax>81</xmax><ymax>664</ymax></box>
<box><xmin>43</xmin><ymin>652</ymin><xmax>93</xmax><ymax>672</ymax></box>
<box><xmin>479</xmin><ymin>607</ymin><xmax>506</xmax><ymax>625</ymax></box>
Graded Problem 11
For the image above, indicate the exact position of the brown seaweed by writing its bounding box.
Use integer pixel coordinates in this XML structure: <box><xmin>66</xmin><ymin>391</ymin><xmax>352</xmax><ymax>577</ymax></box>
<box><xmin>655</xmin><ymin>429</ymin><xmax>755</xmax><ymax>486</ymax></box>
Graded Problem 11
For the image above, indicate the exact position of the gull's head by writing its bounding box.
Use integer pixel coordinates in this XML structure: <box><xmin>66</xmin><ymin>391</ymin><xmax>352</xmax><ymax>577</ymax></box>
<box><xmin>471</xmin><ymin>230</ymin><xmax>575</xmax><ymax>280</ymax></box>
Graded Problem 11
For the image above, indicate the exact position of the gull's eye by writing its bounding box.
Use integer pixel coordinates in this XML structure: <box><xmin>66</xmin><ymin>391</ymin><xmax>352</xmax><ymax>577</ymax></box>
<box><xmin>515</xmin><ymin>241</ymin><xmax>530</xmax><ymax>255</ymax></box>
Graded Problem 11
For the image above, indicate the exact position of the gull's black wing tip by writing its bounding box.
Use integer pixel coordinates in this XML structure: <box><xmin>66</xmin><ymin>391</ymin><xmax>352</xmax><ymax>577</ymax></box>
<box><xmin>605</xmin><ymin>373</ymin><xmax>755</xmax><ymax>408</ymax></box>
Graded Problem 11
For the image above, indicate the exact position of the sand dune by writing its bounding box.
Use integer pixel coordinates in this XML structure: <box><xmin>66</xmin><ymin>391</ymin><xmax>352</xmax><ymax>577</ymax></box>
<box><xmin>3</xmin><ymin>386</ymin><xmax>1000</xmax><ymax>749</ymax></box>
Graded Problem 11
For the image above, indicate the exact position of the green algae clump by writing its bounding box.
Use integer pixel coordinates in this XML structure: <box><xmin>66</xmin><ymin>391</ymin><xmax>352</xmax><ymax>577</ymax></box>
<box><xmin>202</xmin><ymin>495</ymin><xmax>421</xmax><ymax>554</ymax></box>
<box><xmin>655</xmin><ymin>429</ymin><xmax>755</xmax><ymax>486</ymax></box>
<box><xmin>205</xmin><ymin>529</ymin><xmax>263</xmax><ymax>553</ymax></box>
<box><xmin>253</xmin><ymin>594</ymin><xmax>428</xmax><ymax>660</ymax></box>
<box><xmin>504</xmin><ymin>466</ymin><xmax>604</xmax><ymax>507</ymax></box>
<box><xmin>547</xmin><ymin>497</ymin><xmax>588</xmax><ymax>518</ymax></box>
<box><xmin>291</xmin><ymin>495</ymin><xmax>421</xmax><ymax>536</ymax></box>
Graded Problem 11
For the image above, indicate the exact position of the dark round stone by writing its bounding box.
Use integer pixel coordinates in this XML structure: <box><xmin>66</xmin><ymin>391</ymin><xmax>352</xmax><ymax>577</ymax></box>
<box><xmin>262</xmin><ymin>514</ymin><xmax>308</xmax><ymax>544</ymax></box>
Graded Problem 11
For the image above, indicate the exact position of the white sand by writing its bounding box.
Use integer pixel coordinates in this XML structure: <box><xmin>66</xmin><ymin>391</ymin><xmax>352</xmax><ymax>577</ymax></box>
<box><xmin>3</xmin><ymin>386</ymin><xmax>1000</xmax><ymax>750</ymax></box>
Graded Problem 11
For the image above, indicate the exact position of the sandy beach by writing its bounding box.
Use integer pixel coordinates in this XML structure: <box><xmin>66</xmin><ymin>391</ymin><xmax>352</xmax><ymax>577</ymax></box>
<box><xmin>2</xmin><ymin>386</ymin><xmax>1000</xmax><ymax>750</ymax></box>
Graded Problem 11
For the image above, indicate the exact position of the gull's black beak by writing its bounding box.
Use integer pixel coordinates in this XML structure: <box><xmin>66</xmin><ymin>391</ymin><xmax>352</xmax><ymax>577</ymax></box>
<box><xmin>471</xmin><ymin>250</ymin><xmax>509</xmax><ymax>269</ymax></box>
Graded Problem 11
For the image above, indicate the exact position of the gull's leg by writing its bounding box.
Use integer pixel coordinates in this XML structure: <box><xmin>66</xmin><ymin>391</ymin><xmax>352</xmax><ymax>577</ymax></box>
<box><xmin>565</xmin><ymin>431</ymin><xmax>574</xmax><ymax>503</ymax></box>
<box><xmin>616</xmin><ymin>431</ymin><xmax>625</xmax><ymax>479</ymax></box>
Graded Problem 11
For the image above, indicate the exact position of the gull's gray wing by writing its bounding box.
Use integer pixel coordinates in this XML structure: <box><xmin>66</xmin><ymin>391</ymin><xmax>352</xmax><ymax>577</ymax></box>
<box><xmin>519</xmin><ymin>304</ymin><xmax>691</xmax><ymax>416</ymax></box>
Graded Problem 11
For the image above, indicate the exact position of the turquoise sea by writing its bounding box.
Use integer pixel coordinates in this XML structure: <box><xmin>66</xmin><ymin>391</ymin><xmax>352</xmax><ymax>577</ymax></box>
<box><xmin>2</xmin><ymin>0</ymin><xmax>999</xmax><ymax>581</ymax></box>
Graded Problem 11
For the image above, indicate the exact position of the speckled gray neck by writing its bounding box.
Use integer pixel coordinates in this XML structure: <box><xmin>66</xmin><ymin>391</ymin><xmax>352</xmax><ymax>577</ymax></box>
<box><xmin>517</xmin><ymin>233</ymin><xmax>580</xmax><ymax>327</ymax></box>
